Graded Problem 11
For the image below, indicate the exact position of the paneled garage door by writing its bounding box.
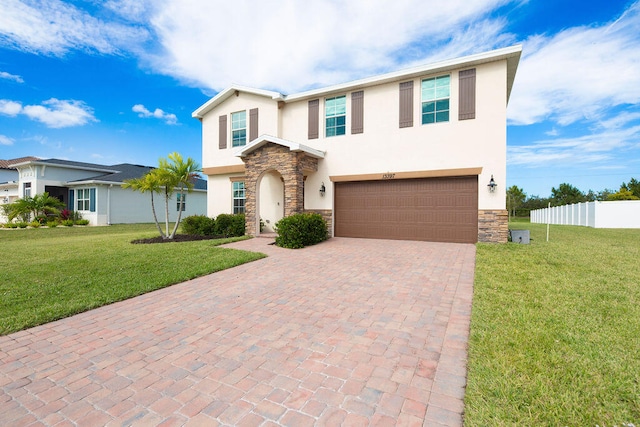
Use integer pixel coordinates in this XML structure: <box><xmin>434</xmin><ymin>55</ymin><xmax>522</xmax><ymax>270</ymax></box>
<box><xmin>334</xmin><ymin>176</ymin><xmax>478</xmax><ymax>243</ymax></box>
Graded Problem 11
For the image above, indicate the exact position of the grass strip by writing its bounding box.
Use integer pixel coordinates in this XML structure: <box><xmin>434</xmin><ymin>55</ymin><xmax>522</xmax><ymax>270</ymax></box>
<box><xmin>0</xmin><ymin>224</ymin><xmax>265</xmax><ymax>335</ymax></box>
<box><xmin>465</xmin><ymin>221</ymin><xmax>640</xmax><ymax>425</ymax></box>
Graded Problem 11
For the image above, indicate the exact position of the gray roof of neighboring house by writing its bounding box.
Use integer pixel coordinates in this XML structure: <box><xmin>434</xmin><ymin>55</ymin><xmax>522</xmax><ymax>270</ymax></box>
<box><xmin>10</xmin><ymin>158</ymin><xmax>207</xmax><ymax>190</ymax></box>
<box><xmin>70</xmin><ymin>163</ymin><xmax>207</xmax><ymax>190</ymax></box>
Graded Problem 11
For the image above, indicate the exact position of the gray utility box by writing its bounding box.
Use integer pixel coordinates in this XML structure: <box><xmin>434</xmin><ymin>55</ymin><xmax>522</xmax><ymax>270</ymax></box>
<box><xmin>510</xmin><ymin>229</ymin><xmax>530</xmax><ymax>244</ymax></box>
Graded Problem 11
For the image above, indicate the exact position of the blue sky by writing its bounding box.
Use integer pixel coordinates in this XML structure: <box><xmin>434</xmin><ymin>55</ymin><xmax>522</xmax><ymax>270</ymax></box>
<box><xmin>1</xmin><ymin>0</ymin><xmax>639</xmax><ymax>198</ymax></box>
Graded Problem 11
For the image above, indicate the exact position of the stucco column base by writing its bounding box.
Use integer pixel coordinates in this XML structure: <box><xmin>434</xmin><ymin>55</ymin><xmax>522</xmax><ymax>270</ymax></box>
<box><xmin>478</xmin><ymin>209</ymin><xmax>508</xmax><ymax>243</ymax></box>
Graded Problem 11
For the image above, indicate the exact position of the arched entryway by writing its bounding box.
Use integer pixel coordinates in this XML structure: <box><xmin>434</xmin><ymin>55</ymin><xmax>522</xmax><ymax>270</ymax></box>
<box><xmin>257</xmin><ymin>169</ymin><xmax>284</xmax><ymax>233</ymax></box>
<box><xmin>234</xmin><ymin>135</ymin><xmax>325</xmax><ymax>236</ymax></box>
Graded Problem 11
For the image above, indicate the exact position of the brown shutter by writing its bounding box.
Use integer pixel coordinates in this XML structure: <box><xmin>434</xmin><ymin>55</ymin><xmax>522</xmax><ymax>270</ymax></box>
<box><xmin>399</xmin><ymin>81</ymin><xmax>413</xmax><ymax>128</ymax></box>
<box><xmin>219</xmin><ymin>115</ymin><xmax>227</xmax><ymax>149</ymax></box>
<box><xmin>249</xmin><ymin>108</ymin><xmax>259</xmax><ymax>141</ymax></box>
<box><xmin>351</xmin><ymin>91</ymin><xmax>364</xmax><ymax>134</ymax></box>
<box><xmin>308</xmin><ymin>99</ymin><xmax>319</xmax><ymax>139</ymax></box>
<box><xmin>459</xmin><ymin>68</ymin><xmax>476</xmax><ymax>120</ymax></box>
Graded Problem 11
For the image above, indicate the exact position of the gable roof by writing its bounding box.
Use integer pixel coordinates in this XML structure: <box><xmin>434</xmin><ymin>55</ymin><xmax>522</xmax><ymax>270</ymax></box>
<box><xmin>234</xmin><ymin>134</ymin><xmax>325</xmax><ymax>159</ymax></box>
<box><xmin>192</xmin><ymin>44</ymin><xmax>522</xmax><ymax>118</ymax></box>
<box><xmin>0</xmin><ymin>156</ymin><xmax>40</xmax><ymax>170</ymax></box>
<box><xmin>192</xmin><ymin>86</ymin><xmax>284</xmax><ymax>119</ymax></box>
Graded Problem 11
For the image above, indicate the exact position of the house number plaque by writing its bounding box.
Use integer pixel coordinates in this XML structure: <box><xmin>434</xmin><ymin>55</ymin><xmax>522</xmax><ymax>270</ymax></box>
<box><xmin>382</xmin><ymin>173</ymin><xmax>396</xmax><ymax>179</ymax></box>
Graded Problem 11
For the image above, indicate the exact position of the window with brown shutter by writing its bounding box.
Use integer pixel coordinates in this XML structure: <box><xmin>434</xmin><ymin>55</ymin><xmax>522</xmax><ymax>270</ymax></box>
<box><xmin>459</xmin><ymin>68</ymin><xmax>476</xmax><ymax>120</ymax></box>
<box><xmin>351</xmin><ymin>91</ymin><xmax>364</xmax><ymax>134</ymax></box>
<box><xmin>219</xmin><ymin>115</ymin><xmax>227</xmax><ymax>149</ymax></box>
<box><xmin>308</xmin><ymin>99</ymin><xmax>319</xmax><ymax>139</ymax></box>
<box><xmin>399</xmin><ymin>81</ymin><xmax>413</xmax><ymax>128</ymax></box>
<box><xmin>249</xmin><ymin>108</ymin><xmax>259</xmax><ymax>141</ymax></box>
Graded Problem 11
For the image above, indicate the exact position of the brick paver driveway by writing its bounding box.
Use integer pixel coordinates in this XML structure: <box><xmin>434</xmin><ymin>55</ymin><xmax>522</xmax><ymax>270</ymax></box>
<box><xmin>1</xmin><ymin>237</ymin><xmax>476</xmax><ymax>426</ymax></box>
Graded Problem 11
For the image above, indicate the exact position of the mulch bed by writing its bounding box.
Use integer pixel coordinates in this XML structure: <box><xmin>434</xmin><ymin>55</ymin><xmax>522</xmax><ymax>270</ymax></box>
<box><xmin>131</xmin><ymin>234</ymin><xmax>224</xmax><ymax>244</ymax></box>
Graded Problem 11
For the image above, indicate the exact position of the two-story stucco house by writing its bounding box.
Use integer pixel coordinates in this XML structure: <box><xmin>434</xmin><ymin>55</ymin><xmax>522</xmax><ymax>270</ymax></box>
<box><xmin>193</xmin><ymin>45</ymin><xmax>522</xmax><ymax>243</ymax></box>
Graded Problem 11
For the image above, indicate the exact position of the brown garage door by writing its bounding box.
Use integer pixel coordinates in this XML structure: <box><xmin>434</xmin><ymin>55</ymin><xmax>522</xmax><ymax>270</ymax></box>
<box><xmin>334</xmin><ymin>176</ymin><xmax>478</xmax><ymax>243</ymax></box>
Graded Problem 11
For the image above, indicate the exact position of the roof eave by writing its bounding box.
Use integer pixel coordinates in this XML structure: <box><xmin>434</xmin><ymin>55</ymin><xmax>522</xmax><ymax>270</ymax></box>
<box><xmin>192</xmin><ymin>85</ymin><xmax>285</xmax><ymax>119</ymax></box>
<box><xmin>284</xmin><ymin>44</ymin><xmax>523</xmax><ymax>102</ymax></box>
<box><xmin>234</xmin><ymin>134</ymin><xmax>325</xmax><ymax>159</ymax></box>
<box><xmin>11</xmin><ymin>160</ymin><xmax>118</xmax><ymax>174</ymax></box>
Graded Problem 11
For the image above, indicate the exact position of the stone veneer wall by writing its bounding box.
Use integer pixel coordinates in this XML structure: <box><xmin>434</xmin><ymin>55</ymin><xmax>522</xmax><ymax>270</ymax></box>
<box><xmin>242</xmin><ymin>143</ymin><xmax>318</xmax><ymax>236</ymax></box>
<box><xmin>478</xmin><ymin>209</ymin><xmax>508</xmax><ymax>243</ymax></box>
<box><xmin>304</xmin><ymin>209</ymin><xmax>333</xmax><ymax>238</ymax></box>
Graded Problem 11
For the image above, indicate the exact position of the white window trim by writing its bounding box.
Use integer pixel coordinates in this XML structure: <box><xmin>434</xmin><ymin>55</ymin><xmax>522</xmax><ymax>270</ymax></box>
<box><xmin>231</xmin><ymin>110</ymin><xmax>247</xmax><ymax>147</ymax></box>
<box><xmin>421</xmin><ymin>74</ymin><xmax>451</xmax><ymax>125</ymax></box>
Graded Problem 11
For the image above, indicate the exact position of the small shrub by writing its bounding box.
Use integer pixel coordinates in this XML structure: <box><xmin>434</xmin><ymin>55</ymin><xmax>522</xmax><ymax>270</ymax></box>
<box><xmin>17</xmin><ymin>222</ymin><xmax>28</xmax><ymax>229</ymax></box>
<box><xmin>181</xmin><ymin>215</ymin><xmax>216</xmax><ymax>236</ymax></box>
<box><xmin>215</xmin><ymin>214</ymin><xmax>245</xmax><ymax>237</ymax></box>
<box><xmin>62</xmin><ymin>219</ymin><xmax>74</xmax><ymax>227</ymax></box>
<box><xmin>275</xmin><ymin>213</ymin><xmax>328</xmax><ymax>249</ymax></box>
<box><xmin>59</xmin><ymin>209</ymin><xmax>73</xmax><ymax>220</ymax></box>
<box><xmin>35</xmin><ymin>215</ymin><xmax>48</xmax><ymax>225</ymax></box>
<box><xmin>46</xmin><ymin>221</ymin><xmax>58</xmax><ymax>228</ymax></box>
<box><xmin>5</xmin><ymin>222</ymin><xmax>18</xmax><ymax>229</ymax></box>
<box><xmin>28</xmin><ymin>221</ymin><xmax>41</xmax><ymax>228</ymax></box>
<box><xmin>74</xmin><ymin>219</ymin><xmax>90</xmax><ymax>226</ymax></box>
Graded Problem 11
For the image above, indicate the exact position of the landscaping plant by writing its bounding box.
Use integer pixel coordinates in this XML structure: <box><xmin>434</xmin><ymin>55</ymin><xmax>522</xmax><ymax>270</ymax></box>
<box><xmin>123</xmin><ymin>152</ymin><xmax>200</xmax><ymax>240</ymax></box>
<box><xmin>274</xmin><ymin>212</ymin><xmax>328</xmax><ymax>249</ymax></box>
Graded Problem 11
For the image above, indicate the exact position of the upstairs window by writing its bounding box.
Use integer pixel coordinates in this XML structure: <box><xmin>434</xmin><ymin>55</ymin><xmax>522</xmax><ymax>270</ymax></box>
<box><xmin>23</xmin><ymin>182</ymin><xmax>31</xmax><ymax>198</ymax></box>
<box><xmin>231</xmin><ymin>111</ymin><xmax>247</xmax><ymax>147</ymax></box>
<box><xmin>421</xmin><ymin>75</ymin><xmax>450</xmax><ymax>124</ymax></box>
<box><xmin>325</xmin><ymin>95</ymin><xmax>346</xmax><ymax>137</ymax></box>
<box><xmin>233</xmin><ymin>181</ymin><xmax>245</xmax><ymax>214</ymax></box>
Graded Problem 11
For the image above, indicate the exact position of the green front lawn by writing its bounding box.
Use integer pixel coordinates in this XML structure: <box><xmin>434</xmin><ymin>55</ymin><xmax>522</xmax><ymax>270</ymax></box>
<box><xmin>466</xmin><ymin>221</ymin><xmax>640</xmax><ymax>425</ymax></box>
<box><xmin>0</xmin><ymin>224</ymin><xmax>265</xmax><ymax>335</ymax></box>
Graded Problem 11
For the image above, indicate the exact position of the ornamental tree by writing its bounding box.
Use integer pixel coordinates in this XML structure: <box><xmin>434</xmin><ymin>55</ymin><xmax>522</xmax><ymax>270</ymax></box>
<box><xmin>123</xmin><ymin>152</ymin><xmax>201</xmax><ymax>240</ymax></box>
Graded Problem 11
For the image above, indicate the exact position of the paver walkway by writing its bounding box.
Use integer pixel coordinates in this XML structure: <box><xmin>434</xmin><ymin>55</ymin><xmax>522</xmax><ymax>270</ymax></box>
<box><xmin>1</xmin><ymin>237</ymin><xmax>476</xmax><ymax>426</ymax></box>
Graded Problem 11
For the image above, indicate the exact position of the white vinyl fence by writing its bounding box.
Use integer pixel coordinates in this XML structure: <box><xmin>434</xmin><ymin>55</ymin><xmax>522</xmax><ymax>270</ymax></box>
<box><xmin>531</xmin><ymin>200</ymin><xmax>640</xmax><ymax>228</ymax></box>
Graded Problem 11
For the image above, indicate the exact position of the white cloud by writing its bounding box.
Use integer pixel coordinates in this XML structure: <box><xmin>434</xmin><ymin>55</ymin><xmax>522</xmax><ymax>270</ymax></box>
<box><xmin>132</xmin><ymin>104</ymin><xmax>178</xmax><ymax>125</ymax></box>
<box><xmin>508</xmin><ymin>125</ymin><xmax>640</xmax><ymax>166</ymax></box>
<box><xmin>22</xmin><ymin>98</ymin><xmax>98</xmax><ymax>128</ymax></box>
<box><xmin>508</xmin><ymin>1</ymin><xmax>640</xmax><ymax>126</ymax></box>
<box><xmin>0</xmin><ymin>134</ymin><xmax>14</xmax><ymax>145</ymax></box>
<box><xmin>0</xmin><ymin>0</ymin><xmax>150</xmax><ymax>56</ymax></box>
<box><xmin>146</xmin><ymin>0</ymin><xmax>516</xmax><ymax>92</ymax></box>
<box><xmin>0</xmin><ymin>99</ymin><xmax>22</xmax><ymax>116</ymax></box>
<box><xmin>0</xmin><ymin>71</ymin><xmax>23</xmax><ymax>83</ymax></box>
<box><xmin>103</xmin><ymin>0</ymin><xmax>151</xmax><ymax>23</ymax></box>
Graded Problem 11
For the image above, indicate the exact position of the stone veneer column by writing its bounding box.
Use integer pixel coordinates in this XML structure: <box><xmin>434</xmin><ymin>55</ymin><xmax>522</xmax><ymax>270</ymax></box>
<box><xmin>478</xmin><ymin>209</ymin><xmax>508</xmax><ymax>243</ymax></box>
<box><xmin>241</xmin><ymin>143</ymin><xmax>318</xmax><ymax>236</ymax></box>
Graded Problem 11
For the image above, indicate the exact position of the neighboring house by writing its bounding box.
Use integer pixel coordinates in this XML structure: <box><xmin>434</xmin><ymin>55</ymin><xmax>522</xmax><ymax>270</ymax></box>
<box><xmin>193</xmin><ymin>45</ymin><xmax>522</xmax><ymax>243</ymax></box>
<box><xmin>4</xmin><ymin>158</ymin><xmax>207</xmax><ymax>225</ymax></box>
<box><xmin>1</xmin><ymin>157</ymin><xmax>40</xmax><ymax>221</ymax></box>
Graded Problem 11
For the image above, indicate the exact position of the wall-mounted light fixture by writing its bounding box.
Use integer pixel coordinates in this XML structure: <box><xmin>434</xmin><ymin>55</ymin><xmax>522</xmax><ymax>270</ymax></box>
<box><xmin>319</xmin><ymin>182</ymin><xmax>326</xmax><ymax>197</ymax></box>
<box><xmin>487</xmin><ymin>175</ymin><xmax>497</xmax><ymax>193</ymax></box>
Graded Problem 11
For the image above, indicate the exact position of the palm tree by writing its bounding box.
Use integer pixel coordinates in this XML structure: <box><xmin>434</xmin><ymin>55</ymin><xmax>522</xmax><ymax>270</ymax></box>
<box><xmin>160</xmin><ymin>152</ymin><xmax>200</xmax><ymax>239</ymax></box>
<box><xmin>123</xmin><ymin>152</ymin><xmax>200</xmax><ymax>239</ymax></box>
<box><xmin>6</xmin><ymin>192</ymin><xmax>64</xmax><ymax>222</ymax></box>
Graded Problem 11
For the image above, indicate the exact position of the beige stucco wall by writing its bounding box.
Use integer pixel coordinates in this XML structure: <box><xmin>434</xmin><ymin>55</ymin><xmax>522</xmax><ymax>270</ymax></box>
<box><xmin>201</xmin><ymin>59</ymin><xmax>510</xmax><ymax>216</ymax></box>
<box><xmin>207</xmin><ymin>174</ymin><xmax>244</xmax><ymax>217</ymax></box>
<box><xmin>202</xmin><ymin>92</ymin><xmax>280</xmax><ymax>170</ymax></box>
<box><xmin>279</xmin><ymin>61</ymin><xmax>507</xmax><ymax>211</ymax></box>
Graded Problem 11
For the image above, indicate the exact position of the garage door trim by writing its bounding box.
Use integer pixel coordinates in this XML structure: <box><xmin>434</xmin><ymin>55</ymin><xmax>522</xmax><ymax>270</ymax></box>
<box><xmin>330</xmin><ymin>167</ymin><xmax>482</xmax><ymax>183</ymax></box>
